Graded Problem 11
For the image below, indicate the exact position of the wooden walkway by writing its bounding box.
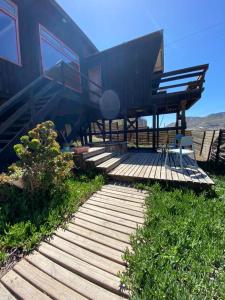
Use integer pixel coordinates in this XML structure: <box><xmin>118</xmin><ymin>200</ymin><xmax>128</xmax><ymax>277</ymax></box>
<box><xmin>109</xmin><ymin>152</ymin><xmax>214</xmax><ymax>186</ymax></box>
<box><xmin>0</xmin><ymin>184</ymin><xmax>147</xmax><ymax>300</ymax></box>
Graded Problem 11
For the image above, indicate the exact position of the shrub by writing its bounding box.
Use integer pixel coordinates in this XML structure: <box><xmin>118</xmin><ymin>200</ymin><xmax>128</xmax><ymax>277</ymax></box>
<box><xmin>13</xmin><ymin>121</ymin><xmax>73</xmax><ymax>194</ymax></box>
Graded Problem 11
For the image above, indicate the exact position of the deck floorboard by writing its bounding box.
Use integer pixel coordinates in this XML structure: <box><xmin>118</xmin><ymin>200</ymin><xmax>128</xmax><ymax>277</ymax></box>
<box><xmin>108</xmin><ymin>152</ymin><xmax>213</xmax><ymax>186</ymax></box>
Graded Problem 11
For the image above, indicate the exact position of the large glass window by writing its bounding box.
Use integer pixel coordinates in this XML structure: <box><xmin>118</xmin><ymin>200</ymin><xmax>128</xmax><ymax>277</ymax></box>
<box><xmin>39</xmin><ymin>25</ymin><xmax>82</xmax><ymax>92</ymax></box>
<box><xmin>0</xmin><ymin>0</ymin><xmax>21</xmax><ymax>65</ymax></box>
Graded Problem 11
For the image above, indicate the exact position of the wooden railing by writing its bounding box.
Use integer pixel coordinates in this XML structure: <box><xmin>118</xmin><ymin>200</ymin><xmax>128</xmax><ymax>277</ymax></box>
<box><xmin>152</xmin><ymin>64</ymin><xmax>208</xmax><ymax>94</ymax></box>
<box><xmin>91</xmin><ymin>121</ymin><xmax>225</xmax><ymax>165</ymax></box>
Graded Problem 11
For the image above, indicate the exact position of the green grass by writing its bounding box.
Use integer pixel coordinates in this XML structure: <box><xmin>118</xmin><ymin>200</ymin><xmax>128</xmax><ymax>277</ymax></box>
<box><xmin>121</xmin><ymin>173</ymin><xmax>225</xmax><ymax>299</ymax></box>
<box><xmin>0</xmin><ymin>173</ymin><xmax>104</xmax><ymax>267</ymax></box>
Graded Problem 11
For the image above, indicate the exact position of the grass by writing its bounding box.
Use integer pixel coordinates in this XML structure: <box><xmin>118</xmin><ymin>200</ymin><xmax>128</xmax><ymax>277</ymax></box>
<box><xmin>121</xmin><ymin>171</ymin><xmax>225</xmax><ymax>299</ymax></box>
<box><xmin>0</xmin><ymin>172</ymin><xmax>105</xmax><ymax>268</ymax></box>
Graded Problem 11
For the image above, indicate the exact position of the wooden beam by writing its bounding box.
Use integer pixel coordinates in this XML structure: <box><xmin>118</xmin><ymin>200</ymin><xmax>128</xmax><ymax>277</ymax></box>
<box><xmin>215</xmin><ymin>129</ymin><xmax>222</xmax><ymax>165</ymax></box>
<box><xmin>156</xmin><ymin>71</ymin><xmax>203</xmax><ymax>83</ymax></box>
<box><xmin>109</xmin><ymin>120</ymin><xmax>112</xmax><ymax>142</ymax></box>
<box><xmin>88</xmin><ymin>123</ymin><xmax>92</xmax><ymax>143</ymax></box>
<box><xmin>207</xmin><ymin>130</ymin><xmax>215</xmax><ymax>162</ymax></box>
<box><xmin>156</xmin><ymin>114</ymin><xmax>159</xmax><ymax>148</ymax></box>
<box><xmin>181</xmin><ymin>109</ymin><xmax>186</xmax><ymax>135</ymax></box>
<box><xmin>102</xmin><ymin>119</ymin><xmax>106</xmax><ymax>142</ymax></box>
<box><xmin>200</xmin><ymin>131</ymin><xmax>206</xmax><ymax>156</ymax></box>
<box><xmin>135</xmin><ymin>117</ymin><xmax>139</xmax><ymax>148</ymax></box>
<box><xmin>153</xmin><ymin>79</ymin><xmax>204</xmax><ymax>91</ymax></box>
<box><xmin>152</xmin><ymin>64</ymin><xmax>208</xmax><ymax>80</ymax></box>
<box><xmin>152</xmin><ymin>108</ymin><xmax>156</xmax><ymax>151</ymax></box>
<box><xmin>123</xmin><ymin>117</ymin><xmax>128</xmax><ymax>143</ymax></box>
<box><xmin>175</xmin><ymin>111</ymin><xmax>179</xmax><ymax>134</ymax></box>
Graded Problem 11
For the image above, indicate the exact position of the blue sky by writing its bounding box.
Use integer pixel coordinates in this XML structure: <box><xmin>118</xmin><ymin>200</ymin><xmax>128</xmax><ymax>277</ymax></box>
<box><xmin>57</xmin><ymin>0</ymin><xmax>225</xmax><ymax>126</ymax></box>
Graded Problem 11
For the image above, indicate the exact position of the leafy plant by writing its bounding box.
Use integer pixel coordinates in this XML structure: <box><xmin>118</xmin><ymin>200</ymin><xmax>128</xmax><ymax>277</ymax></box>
<box><xmin>14</xmin><ymin>121</ymin><xmax>73</xmax><ymax>194</ymax></box>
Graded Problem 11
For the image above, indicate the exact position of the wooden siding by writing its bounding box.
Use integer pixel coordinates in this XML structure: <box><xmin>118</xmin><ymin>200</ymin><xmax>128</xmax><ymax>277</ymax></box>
<box><xmin>87</xmin><ymin>31</ymin><xmax>163</xmax><ymax>116</ymax></box>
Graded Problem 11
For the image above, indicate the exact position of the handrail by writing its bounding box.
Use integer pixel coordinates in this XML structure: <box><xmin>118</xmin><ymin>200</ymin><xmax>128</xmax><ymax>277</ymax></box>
<box><xmin>152</xmin><ymin>64</ymin><xmax>208</xmax><ymax>80</ymax></box>
<box><xmin>0</xmin><ymin>76</ymin><xmax>44</xmax><ymax>117</ymax></box>
<box><xmin>59</xmin><ymin>61</ymin><xmax>103</xmax><ymax>91</ymax></box>
<box><xmin>152</xmin><ymin>64</ymin><xmax>208</xmax><ymax>94</ymax></box>
<box><xmin>0</xmin><ymin>61</ymin><xmax>103</xmax><ymax>120</ymax></box>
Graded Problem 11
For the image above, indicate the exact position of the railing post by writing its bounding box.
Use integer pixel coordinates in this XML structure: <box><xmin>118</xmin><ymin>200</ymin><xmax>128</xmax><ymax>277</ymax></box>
<box><xmin>135</xmin><ymin>117</ymin><xmax>139</xmax><ymax>148</ymax></box>
<box><xmin>215</xmin><ymin>129</ymin><xmax>222</xmax><ymax>165</ymax></box>
<box><xmin>200</xmin><ymin>130</ymin><xmax>206</xmax><ymax>157</ymax></box>
<box><xmin>208</xmin><ymin>130</ymin><xmax>215</xmax><ymax>162</ymax></box>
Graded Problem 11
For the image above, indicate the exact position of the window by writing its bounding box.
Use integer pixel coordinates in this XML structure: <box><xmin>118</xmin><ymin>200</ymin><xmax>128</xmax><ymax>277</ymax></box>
<box><xmin>0</xmin><ymin>0</ymin><xmax>21</xmax><ymax>65</ymax></box>
<box><xmin>39</xmin><ymin>25</ymin><xmax>81</xmax><ymax>92</ymax></box>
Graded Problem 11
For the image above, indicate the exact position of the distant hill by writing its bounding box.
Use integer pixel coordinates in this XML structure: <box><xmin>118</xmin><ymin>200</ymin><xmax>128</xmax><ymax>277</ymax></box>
<box><xmin>167</xmin><ymin>112</ymin><xmax>225</xmax><ymax>130</ymax></box>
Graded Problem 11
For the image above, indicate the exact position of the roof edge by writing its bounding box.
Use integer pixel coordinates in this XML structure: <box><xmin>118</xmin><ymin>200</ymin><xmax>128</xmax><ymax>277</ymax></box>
<box><xmin>87</xmin><ymin>29</ymin><xmax>164</xmax><ymax>59</ymax></box>
<box><xmin>50</xmin><ymin>0</ymin><xmax>98</xmax><ymax>53</ymax></box>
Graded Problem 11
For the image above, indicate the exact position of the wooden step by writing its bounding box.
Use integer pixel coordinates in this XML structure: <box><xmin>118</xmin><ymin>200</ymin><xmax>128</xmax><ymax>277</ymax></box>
<box><xmin>1</xmin><ymin>270</ymin><xmax>51</xmax><ymax>300</ymax></box>
<box><xmin>86</xmin><ymin>152</ymin><xmax>117</xmax><ymax>166</ymax></box>
<box><xmin>83</xmin><ymin>203</ymin><xmax>144</xmax><ymax>224</ymax></box>
<box><xmin>97</xmin><ymin>153</ymin><xmax>130</xmax><ymax>172</ymax></box>
<box><xmin>105</xmin><ymin>184</ymin><xmax>148</xmax><ymax>195</ymax></box>
<box><xmin>55</xmin><ymin>228</ymin><xmax>124</xmax><ymax>265</ymax></box>
<box><xmin>90</xmin><ymin>194</ymin><xmax>144</xmax><ymax>210</ymax></box>
<box><xmin>75</xmin><ymin>212</ymin><xmax>135</xmax><ymax>235</ymax></box>
<box><xmin>48</xmin><ymin>235</ymin><xmax>125</xmax><ymax>275</ymax></box>
<box><xmin>79</xmin><ymin>207</ymin><xmax>139</xmax><ymax>229</ymax></box>
<box><xmin>86</xmin><ymin>198</ymin><xmax>144</xmax><ymax>218</ymax></box>
<box><xmin>71</xmin><ymin>217</ymin><xmax>130</xmax><ymax>243</ymax></box>
<box><xmin>26</xmin><ymin>251</ymin><xmax>123</xmax><ymax>300</ymax></box>
<box><xmin>66</xmin><ymin>223</ymin><xmax>131</xmax><ymax>252</ymax></box>
<box><xmin>101</xmin><ymin>187</ymin><xmax>146</xmax><ymax>200</ymax></box>
<box><xmin>38</xmin><ymin>243</ymin><xmax>128</xmax><ymax>297</ymax></box>
<box><xmin>0</xmin><ymin>282</ymin><xmax>16</xmax><ymax>300</ymax></box>
<box><xmin>96</xmin><ymin>190</ymin><xmax>145</xmax><ymax>203</ymax></box>
<box><xmin>14</xmin><ymin>259</ymin><xmax>86</xmax><ymax>300</ymax></box>
<box><xmin>83</xmin><ymin>147</ymin><xmax>105</xmax><ymax>159</ymax></box>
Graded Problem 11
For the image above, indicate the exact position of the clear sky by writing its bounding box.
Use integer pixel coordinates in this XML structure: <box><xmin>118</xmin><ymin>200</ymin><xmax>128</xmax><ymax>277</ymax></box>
<box><xmin>57</xmin><ymin>0</ymin><xmax>225</xmax><ymax>126</ymax></box>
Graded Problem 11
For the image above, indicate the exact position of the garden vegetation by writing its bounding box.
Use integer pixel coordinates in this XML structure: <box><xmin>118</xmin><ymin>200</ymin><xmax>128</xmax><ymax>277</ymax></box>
<box><xmin>121</xmin><ymin>173</ymin><xmax>225</xmax><ymax>299</ymax></box>
<box><xmin>0</xmin><ymin>121</ymin><xmax>104</xmax><ymax>268</ymax></box>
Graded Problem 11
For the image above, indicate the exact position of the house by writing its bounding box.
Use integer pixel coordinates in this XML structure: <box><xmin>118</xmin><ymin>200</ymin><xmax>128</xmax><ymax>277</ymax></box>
<box><xmin>0</xmin><ymin>0</ymin><xmax>208</xmax><ymax>168</ymax></box>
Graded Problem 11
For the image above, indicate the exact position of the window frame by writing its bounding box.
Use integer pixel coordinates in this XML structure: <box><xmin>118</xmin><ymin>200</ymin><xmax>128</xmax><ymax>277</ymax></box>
<box><xmin>0</xmin><ymin>0</ymin><xmax>22</xmax><ymax>66</ymax></box>
<box><xmin>39</xmin><ymin>24</ymin><xmax>82</xmax><ymax>93</ymax></box>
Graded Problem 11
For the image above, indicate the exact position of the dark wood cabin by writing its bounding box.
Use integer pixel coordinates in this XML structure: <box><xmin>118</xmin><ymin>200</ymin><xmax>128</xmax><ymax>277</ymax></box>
<box><xmin>0</xmin><ymin>0</ymin><xmax>208</xmax><ymax>169</ymax></box>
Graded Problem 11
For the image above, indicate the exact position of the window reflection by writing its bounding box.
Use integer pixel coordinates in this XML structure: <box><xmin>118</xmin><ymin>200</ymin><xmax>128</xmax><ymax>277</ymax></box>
<box><xmin>0</xmin><ymin>0</ymin><xmax>20</xmax><ymax>65</ymax></box>
<box><xmin>39</xmin><ymin>25</ymin><xmax>81</xmax><ymax>92</ymax></box>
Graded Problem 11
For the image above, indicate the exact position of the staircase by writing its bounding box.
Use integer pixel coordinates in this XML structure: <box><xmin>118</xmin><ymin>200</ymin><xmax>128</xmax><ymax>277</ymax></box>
<box><xmin>81</xmin><ymin>147</ymin><xmax>130</xmax><ymax>173</ymax></box>
<box><xmin>0</xmin><ymin>77</ymin><xmax>64</xmax><ymax>169</ymax></box>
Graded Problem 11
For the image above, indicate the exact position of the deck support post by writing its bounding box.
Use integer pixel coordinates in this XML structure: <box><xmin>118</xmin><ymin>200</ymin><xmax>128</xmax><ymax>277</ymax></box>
<box><xmin>109</xmin><ymin>120</ymin><xmax>112</xmax><ymax>142</ymax></box>
<box><xmin>156</xmin><ymin>114</ymin><xmax>159</xmax><ymax>148</ymax></box>
<box><xmin>88</xmin><ymin>122</ymin><xmax>92</xmax><ymax>144</ymax></box>
<box><xmin>152</xmin><ymin>107</ymin><xmax>157</xmax><ymax>151</ymax></box>
<box><xmin>102</xmin><ymin>119</ymin><xmax>106</xmax><ymax>142</ymax></box>
<box><xmin>181</xmin><ymin>108</ymin><xmax>186</xmax><ymax>135</ymax></box>
<box><xmin>135</xmin><ymin>117</ymin><xmax>139</xmax><ymax>148</ymax></box>
<box><xmin>176</xmin><ymin>111</ymin><xmax>179</xmax><ymax>134</ymax></box>
<box><xmin>123</xmin><ymin>116</ymin><xmax>128</xmax><ymax>143</ymax></box>
<box><xmin>84</xmin><ymin>130</ymin><xmax>88</xmax><ymax>145</ymax></box>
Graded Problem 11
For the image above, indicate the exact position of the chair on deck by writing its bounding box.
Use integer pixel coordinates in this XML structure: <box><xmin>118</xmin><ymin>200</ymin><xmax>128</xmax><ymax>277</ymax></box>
<box><xmin>164</xmin><ymin>136</ymin><xmax>198</xmax><ymax>170</ymax></box>
<box><xmin>162</xmin><ymin>133</ymin><xmax>183</xmax><ymax>153</ymax></box>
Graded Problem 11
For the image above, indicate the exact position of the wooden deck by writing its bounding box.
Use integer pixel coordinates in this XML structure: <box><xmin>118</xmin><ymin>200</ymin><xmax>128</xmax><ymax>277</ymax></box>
<box><xmin>0</xmin><ymin>185</ymin><xmax>147</xmax><ymax>300</ymax></box>
<box><xmin>109</xmin><ymin>152</ymin><xmax>214</xmax><ymax>186</ymax></box>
